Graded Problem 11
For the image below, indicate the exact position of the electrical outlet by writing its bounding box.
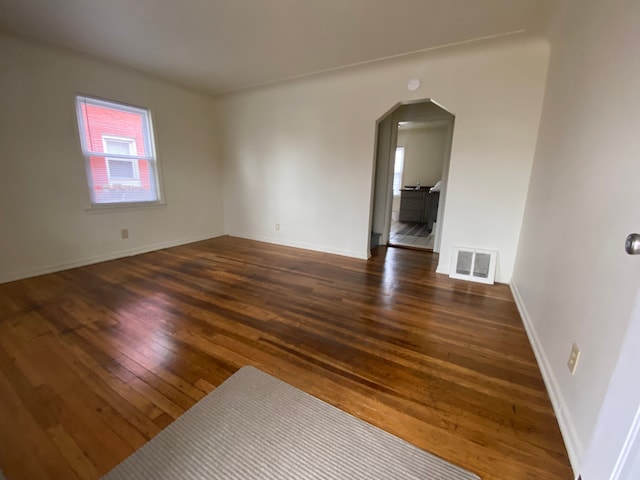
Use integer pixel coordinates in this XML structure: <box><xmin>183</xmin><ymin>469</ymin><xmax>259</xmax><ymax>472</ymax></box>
<box><xmin>567</xmin><ymin>342</ymin><xmax>580</xmax><ymax>375</ymax></box>
<box><xmin>275</xmin><ymin>223</ymin><xmax>280</xmax><ymax>231</ymax></box>
<box><xmin>121</xmin><ymin>228</ymin><xmax>129</xmax><ymax>239</ymax></box>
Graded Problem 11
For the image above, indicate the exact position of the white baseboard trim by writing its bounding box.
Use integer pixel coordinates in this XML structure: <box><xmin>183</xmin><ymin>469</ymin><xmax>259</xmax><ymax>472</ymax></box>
<box><xmin>436</xmin><ymin>264</ymin><xmax>449</xmax><ymax>276</ymax></box>
<box><xmin>510</xmin><ymin>281</ymin><xmax>583</xmax><ymax>475</ymax></box>
<box><xmin>0</xmin><ymin>231</ymin><xmax>226</xmax><ymax>284</ymax></box>
<box><xmin>228</xmin><ymin>232</ymin><xmax>368</xmax><ymax>260</ymax></box>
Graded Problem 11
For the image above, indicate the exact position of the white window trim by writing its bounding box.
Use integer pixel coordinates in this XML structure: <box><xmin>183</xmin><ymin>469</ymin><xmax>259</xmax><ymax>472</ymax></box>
<box><xmin>393</xmin><ymin>146</ymin><xmax>405</xmax><ymax>196</ymax></box>
<box><xmin>102</xmin><ymin>135</ymin><xmax>141</xmax><ymax>187</ymax></box>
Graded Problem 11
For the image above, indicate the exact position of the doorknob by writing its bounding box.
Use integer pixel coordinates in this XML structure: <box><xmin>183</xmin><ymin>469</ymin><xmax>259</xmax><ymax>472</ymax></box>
<box><xmin>625</xmin><ymin>233</ymin><xmax>640</xmax><ymax>255</ymax></box>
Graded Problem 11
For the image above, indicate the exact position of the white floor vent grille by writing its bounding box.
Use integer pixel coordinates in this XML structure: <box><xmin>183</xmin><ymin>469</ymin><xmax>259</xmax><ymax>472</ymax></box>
<box><xmin>449</xmin><ymin>246</ymin><xmax>497</xmax><ymax>284</ymax></box>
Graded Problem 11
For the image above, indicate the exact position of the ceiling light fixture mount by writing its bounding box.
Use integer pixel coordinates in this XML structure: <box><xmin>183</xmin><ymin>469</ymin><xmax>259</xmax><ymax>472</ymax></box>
<box><xmin>407</xmin><ymin>77</ymin><xmax>421</xmax><ymax>92</ymax></box>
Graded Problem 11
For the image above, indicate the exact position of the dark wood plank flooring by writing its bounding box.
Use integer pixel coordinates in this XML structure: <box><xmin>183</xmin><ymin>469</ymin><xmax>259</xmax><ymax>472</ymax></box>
<box><xmin>0</xmin><ymin>236</ymin><xmax>572</xmax><ymax>479</ymax></box>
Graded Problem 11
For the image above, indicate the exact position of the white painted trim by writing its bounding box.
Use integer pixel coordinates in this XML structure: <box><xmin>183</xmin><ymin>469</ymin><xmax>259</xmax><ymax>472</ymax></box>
<box><xmin>612</xmin><ymin>405</ymin><xmax>640</xmax><ymax>480</ymax></box>
<box><xmin>510</xmin><ymin>281</ymin><xmax>583</xmax><ymax>475</ymax></box>
<box><xmin>397</xmin><ymin>119</ymin><xmax>450</xmax><ymax>130</ymax></box>
<box><xmin>229</xmin><ymin>232</ymin><xmax>368</xmax><ymax>260</ymax></box>
<box><xmin>433</xmin><ymin>119</ymin><xmax>454</xmax><ymax>255</ymax></box>
<box><xmin>381</xmin><ymin>116</ymin><xmax>399</xmax><ymax>247</ymax></box>
<box><xmin>436</xmin><ymin>263</ymin><xmax>449</xmax><ymax>276</ymax></box>
<box><xmin>0</xmin><ymin>232</ymin><xmax>226</xmax><ymax>284</ymax></box>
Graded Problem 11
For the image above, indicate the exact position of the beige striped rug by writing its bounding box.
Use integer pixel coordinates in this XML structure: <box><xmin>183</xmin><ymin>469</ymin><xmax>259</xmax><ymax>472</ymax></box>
<box><xmin>104</xmin><ymin>366</ymin><xmax>480</xmax><ymax>479</ymax></box>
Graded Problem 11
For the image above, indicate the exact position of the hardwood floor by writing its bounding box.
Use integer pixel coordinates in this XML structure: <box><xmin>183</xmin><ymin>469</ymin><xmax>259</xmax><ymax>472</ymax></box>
<box><xmin>0</xmin><ymin>236</ymin><xmax>572</xmax><ymax>479</ymax></box>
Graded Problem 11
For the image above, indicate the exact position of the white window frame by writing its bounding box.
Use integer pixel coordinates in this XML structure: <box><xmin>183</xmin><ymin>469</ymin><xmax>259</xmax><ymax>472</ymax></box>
<box><xmin>393</xmin><ymin>146</ymin><xmax>405</xmax><ymax>195</ymax></box>
<box><xmin>75</xmin><ymin>95</ymin><xmax>162</xmax><ymax>207</ymax></box>
<box><xmin>102</xmin><ymin>135</ymin><xmax>140</xmax><ymax>186</ymax></box>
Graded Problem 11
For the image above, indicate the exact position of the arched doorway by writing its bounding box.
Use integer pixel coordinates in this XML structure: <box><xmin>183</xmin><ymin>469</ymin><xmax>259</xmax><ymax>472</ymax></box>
<box><xmin>368</xmin><ymin>99</ymin><xmax>455</xmax><ymax>260</ymax></box>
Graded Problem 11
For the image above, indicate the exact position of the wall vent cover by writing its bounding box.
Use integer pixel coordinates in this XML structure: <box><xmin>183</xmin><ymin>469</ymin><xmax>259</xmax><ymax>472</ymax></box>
<box><xmin>449</xmin><ymin>246</ymin><xmax>497</xmax><ymax>284</ymax></box>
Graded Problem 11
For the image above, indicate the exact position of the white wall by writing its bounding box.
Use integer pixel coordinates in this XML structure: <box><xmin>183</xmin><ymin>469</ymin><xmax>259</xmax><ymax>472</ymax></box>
<box><xmin>220</xmin><ymin>36</ymin><xmax>549</xmax><ymax>281</ymax></box>
<box><xmin>0</xmin><ymin>35</ymin><xmax>225</xmax><ymax>282</ymax></box>
<box><xmin>397</xmin><ymin>125</ymin><xmax>447</xmax><ymax>187</ymax></box>
<box><xmin>512</xmin><ymin>0</ymin><xmax>640</xmax><ymax>472</ymax></box>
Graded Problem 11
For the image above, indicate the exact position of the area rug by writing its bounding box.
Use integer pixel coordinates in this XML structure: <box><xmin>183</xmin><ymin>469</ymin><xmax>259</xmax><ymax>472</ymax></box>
<box><xmin>396</xmin><ymin>222</ymin><xmax>432</xmax><ymax>237</ymax></box>
<box><xmin>103</xmin><ymin>366</ymin><xmax>480</xmax><ymax>479</ymax></box>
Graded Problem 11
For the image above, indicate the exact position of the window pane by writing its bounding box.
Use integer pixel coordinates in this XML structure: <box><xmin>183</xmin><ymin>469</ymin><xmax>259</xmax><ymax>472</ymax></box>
<box><xmin>105</xmin><ymin>139</ymin><xmax>133</xmax><ymax>155</ymax></box>
<box><xmin>76</xmin><ymin>96</ymin><xmax>160</xmax><ymax>205</ymax></box>
<box><xmin>108</xmin><ymin>159</ymin><xmax>135</xmax><ymax>179</ymax></box>
<box><xmin>393</xmin><ymin>147</ymin><xmax>405</xmax><ymax>195</ymax></box>
<box><xmin>89</xmin><ymin>156</ymin><xmax>154</xmax><ymax>203</ymax></box>
<box><xmin>96</xmin><ymin>187</ymin><xmax>158</xmax><ymax>204</ymax></box>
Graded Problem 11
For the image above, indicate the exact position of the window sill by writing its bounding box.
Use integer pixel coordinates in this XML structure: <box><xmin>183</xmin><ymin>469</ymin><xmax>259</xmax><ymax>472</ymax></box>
<box><xmin>84</xmin><ymin>201</ymin><xmax>166</xmax><ymax>214</ymax></box>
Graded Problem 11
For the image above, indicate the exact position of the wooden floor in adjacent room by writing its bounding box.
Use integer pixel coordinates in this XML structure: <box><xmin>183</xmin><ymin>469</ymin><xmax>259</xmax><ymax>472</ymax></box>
<box><xmin>0</xmin><ymin>236</ymin><xmax>572</xmax><ymax>480</ymax></box>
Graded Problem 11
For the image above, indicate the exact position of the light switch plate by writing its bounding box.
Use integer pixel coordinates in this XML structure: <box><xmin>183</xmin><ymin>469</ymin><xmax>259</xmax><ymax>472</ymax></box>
<box><xmin>567</xmin><ymin>342</ymin><xmax>580</xmax><ymax>375</ymax></box>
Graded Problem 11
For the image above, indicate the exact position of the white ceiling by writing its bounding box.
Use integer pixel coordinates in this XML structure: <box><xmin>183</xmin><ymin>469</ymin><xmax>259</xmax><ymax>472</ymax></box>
<box><xmin>0</xmin><ymin>0</ymin><xmax>559</xmax><ymax>95</ymax></box>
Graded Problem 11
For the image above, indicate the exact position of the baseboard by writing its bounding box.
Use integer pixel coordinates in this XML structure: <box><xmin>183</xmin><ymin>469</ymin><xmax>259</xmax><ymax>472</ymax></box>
<box><xmin>0</xmin><ymin>231</ymin><xmax>226</xmax><ymax>284</ymax></box>
<box><xmin>435</xmin><ymin>263</ymin><xmax>449</xmax><ymax>276</ymax></box>
<box><xmin>510</xmin><ymin>281</ymin><xmax>583</xmax><ymax>475</ymax></box>
<box><xmin>229</xmin><ymin>232</ymin><xmax>368</xmax><ymax>260</ymax></box>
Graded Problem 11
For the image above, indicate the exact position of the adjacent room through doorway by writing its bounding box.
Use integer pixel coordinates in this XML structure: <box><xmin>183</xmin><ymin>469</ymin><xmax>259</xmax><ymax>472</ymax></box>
<box><xmin>369</xmin><ymin>99</ymin><xmax>455</xmax><ymax>258</ymax></box>
<box><xmin>389</xmin><ymin>121</ymin><xmax>449</xmax><ymax>250</ymax></box>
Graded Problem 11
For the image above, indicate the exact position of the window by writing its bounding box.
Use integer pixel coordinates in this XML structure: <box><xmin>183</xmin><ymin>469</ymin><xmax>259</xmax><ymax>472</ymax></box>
<box><xmin>75</xmin><ymin>95</ymin><xmax>161</xmax><ymax>205</ymax></box>
<box><xmin>392</xmin><ymin>146</ymin><xmax>405</xmax><ymax>195</ymax></box>
<box><xmin>103</xmin><ymin>136</ymin><xmax>140</xmax><ymax>186</ymax></box>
